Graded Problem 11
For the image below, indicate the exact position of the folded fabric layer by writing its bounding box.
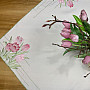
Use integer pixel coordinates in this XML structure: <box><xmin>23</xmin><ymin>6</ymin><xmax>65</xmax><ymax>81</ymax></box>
<box><xmin>0</xmin><ymin>0</ymin><xmax>90</xmax><ymax>90</ymax></box>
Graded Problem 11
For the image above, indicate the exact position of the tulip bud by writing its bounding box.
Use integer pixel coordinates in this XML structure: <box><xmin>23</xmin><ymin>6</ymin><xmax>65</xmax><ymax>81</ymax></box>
<box><xmin>82</xmin><ymin>56</ymin><xmax>90</xmax><ymax>64</ymax></box>
<box><xmin>60</xmin><ymin>31</ymin><xmax>70</xmax><ymax>38</ymax></box>
<box><xmin>58</xmin><ymin>0</ymin><xmax>64</xmax><ymax>3</ymax></box>
<box><xmin>67</xmin><ymin>0</ymin><xmax>73</xmax><ymax>8</ymax></box>
<box><xmin>15</xmin><ymin>54</ymin><xmax>24</xmax><ymax>62</ymax></box>
<box><xmin>79</xmin><ymin>10</ymin><xmax>88</xmax><ymax>21</ymax></box>
<box><xmin>62</xmin><ymin>20</ymin><xmax>70</xmax><ymax>29</ymax></box>
<box><xmin>61</xmin><ymin>41</ymin><xmax>72</xmax><ymax>48</ymax></box>
<box><xmin>70</xmin><ymin>34</ymin><xmax>79</xmax><ymax>42</ymax></box>
<box><xmin>62</xmin><ymin>27</ymin><xmax>71</xmax><ymax>33</ymax></box>
<box><xmin>21</xmin><ymin>44</ymin><xmax>30</xmax><ymax>51</ymax></box>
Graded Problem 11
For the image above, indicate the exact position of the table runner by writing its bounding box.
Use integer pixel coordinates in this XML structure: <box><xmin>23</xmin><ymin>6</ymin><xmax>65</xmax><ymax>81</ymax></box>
<box><xmin>0</xmin><ymin>0</ymin><xmax>90</xmax><ymax>90</ymax></box>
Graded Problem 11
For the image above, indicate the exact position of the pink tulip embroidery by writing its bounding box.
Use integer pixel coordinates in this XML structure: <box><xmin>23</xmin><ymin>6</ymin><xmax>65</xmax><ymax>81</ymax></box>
<box><xmin>5</xmin><ymin>43</ymin><xmax>12</xmax><ymax>51</ymax></box>
<box><xmin>5</xmin><ymin>42</ymin><xmax>20</xmax><ymax>52</ymax></box>
<box><xmin>22</xmin><ymin>44</ymin><xmax>30</xmax><ymax>51</ymax></box>
<box><xmin>0</xmin><ymin>36</ymin><xmax>30</xmax><ymax>69</ymax></box>
<box><xmin>57</xmin><ymin>0</ymin><xmax>78</xmax><ymax>8</ymax></box>
<box><xmin>10</xmin><ymin>42</ymin><xmax>20</xmax><ymax>52</ymax></box>
<box><xmin>15</xmin><ymin>36</ymin><xmax>24</xmax><ymax>44</ymax></box>
<box><xmin>67</xmin><ymin>0</ymin><xmax>73</xmax><ymax>8</ymax></box>
<box><xmin>15</xmin><ymin>54</ymin><xmax>24</xmax><ymax>62</ymax></box>
<box><xmin>58</xmin><ymin>0</ymin><xmax>64</xmax><ymax>3</ymax></box>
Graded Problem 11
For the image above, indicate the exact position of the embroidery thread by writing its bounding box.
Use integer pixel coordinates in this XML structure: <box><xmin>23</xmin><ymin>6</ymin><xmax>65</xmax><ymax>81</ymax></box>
<box><xmin>0</xmin><ymin>36</ymin><xmax>30</xmax><ymax>69</ymax></box>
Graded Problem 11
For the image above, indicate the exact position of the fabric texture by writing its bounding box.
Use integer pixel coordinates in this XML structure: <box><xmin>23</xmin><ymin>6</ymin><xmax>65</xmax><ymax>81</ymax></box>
<box><xmin>0</xmin><ymin>0</ymin><xmax>90</xmax><ymax>90</ymax></box>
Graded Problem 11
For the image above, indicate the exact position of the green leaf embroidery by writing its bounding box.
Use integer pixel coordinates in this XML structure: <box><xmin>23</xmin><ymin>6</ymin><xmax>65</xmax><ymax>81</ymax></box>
<box><xmin>9</xmin><ymin>36</ymin><xmax>12</xmax><ymax>43</ymax></box>
<box><xmin>8</xmin><ymin>60</ymin><xmax>16</xmax><ymax>65</ymax></box>
<box><xmin>24</xmin><ymin>57</ymin><xmax>29</xmax><ymax>59</ymax></box>
<box><xmin>0</xmin><ymin>36</ymin><xmax>30</xmax><ymax>69</ymax></box>
<box><xmin>10</xmin><ymin>64</ymin><xmax>21</xmax><ymax>69</ymax></box>
<box><xmin>1</xmin><ymin>48</ymin><xmax>6</xmax><ymax>56</ymax></box>
<box><xmin>3</xmin><ymin>41</ymin><xmax>7</xmax><ymax>45</ymax></box>
<box><xmin>17</xmin><ymin>51</ymin><xmax>28</xmax><ymax>55</ymax></box>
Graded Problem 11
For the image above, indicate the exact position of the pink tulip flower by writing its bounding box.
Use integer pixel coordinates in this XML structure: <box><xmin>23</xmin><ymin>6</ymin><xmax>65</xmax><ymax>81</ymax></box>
<box><xmin>82</xmin><ymin>56</ymin><xmax>90</xmax><ymax>64</ymax></box>
<box><xmin>58</xmin><ymin>0</ymin><xmax>64</xmax><ymax>3</ymax></box>
<box><xmin>15</xmin><ymin>36</ymin><xmax>24</xmax><ymax>44</ymax></box>
<box><xmin>10</xmin><ymin>42</ymin><xmax>20</xmax><ymax>52</ymax></box>
<box><xmin>5</xmin><ymin>42</ymin><xmax>20</xmax><ymax>52</ymax></box>
<box><xmin>67</xmin><ymin>0</ymin><xmax>73</xmax><ymax>8</ymax></box>
<box><xmin>21</xmin><ymin>44</ymin><xmax>30</xmax><ymax>51</ymax></box>
<box><xmin>61</xmin><ymin>41</ymin><xmax>72</xmax><ymax>48</ymax></box>
<box><xmin>5</xmin><ymin>43</ymin><xmax>12</xmax><ymax>51</ymax></box>
<box><xmin>79</xmin><ymin>9</ymin><xmax>88</xmax><ymax>21</ymax></box>
<box><xmin>62</xmin><ymin>27</ymin><xmax>71</xmax><ymax>33</ymax></box>
<box><xmin>62</xmin><ymin>20</ymin><xmax>70</xmax><ymax>29</ymax></box>
<box><xmin>15</xmin><ymin>54</ymin><xmax>24</xmax><ymax>62</ymax></box>
<box><xmin>60</xmin><ymin>31</ymin><xmax>70</xmax><ymax>38</ymax></box>
<box><xmin>70</xmin><ymin>34</ymin><xmax>79</xmax><ymax>42</ymax></box>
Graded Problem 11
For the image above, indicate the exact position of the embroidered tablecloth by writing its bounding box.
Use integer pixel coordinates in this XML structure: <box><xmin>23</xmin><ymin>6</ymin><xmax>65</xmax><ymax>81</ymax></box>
<box><xmin>0</xmin><ymin>0</ymin><xmax>90</xmax><ymax>90</ymax></box>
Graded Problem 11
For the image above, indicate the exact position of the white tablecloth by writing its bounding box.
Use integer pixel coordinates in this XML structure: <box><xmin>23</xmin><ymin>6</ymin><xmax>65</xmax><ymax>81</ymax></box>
<box><xmin>0</xmin><ymin>0</ymin><xmax>90</xmax><ymax>90</ymax></box>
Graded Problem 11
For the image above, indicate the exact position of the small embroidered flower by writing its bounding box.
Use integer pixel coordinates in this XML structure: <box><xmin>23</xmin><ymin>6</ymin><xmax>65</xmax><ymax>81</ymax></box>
<box><xmin>10</xmin><ymin>42</ymin><xmax>20</xmax><ymax>52</ymax></box>
<box><xmin>58</xmin><ymin>0</ymin><xmax>64</xmax><ymax>3</ymax></box>
<box><xmin>21</xmin><ymin>44</ymin><xmax>30</xmax><ymax>51</ymax></box>
<box><xmin>15</xmin><ymin>36</ymin><xmax>24</xmax><ymax>44</ymax></box>
<box><xmin>5</xmin><ymin>42</ymin><xmax>20</xmax><ymax>52</ymax></box>
<box><xmin>15</xmin><ymin>54</ymin><xmax>24</xmax><ymax>62</ymax></box>
<box><xmin>5</xmin><ymin>43</ymin><xmax>12</xmax><ymax>51</ymax></box>
<box><xmin>57</xmin><ymin>0</ymin><xmax>78</xmax><ymax>8</ymax></box>
<box><xmin>67</xmin><ymin>0</ymin><xmax>73</xmax><ymax>8</ymax></box>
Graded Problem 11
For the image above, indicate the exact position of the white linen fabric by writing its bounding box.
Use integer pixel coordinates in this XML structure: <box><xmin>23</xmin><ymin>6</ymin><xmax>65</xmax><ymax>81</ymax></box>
<box><xmin>0</xmin><ymin>0</ymin><xmax>90</xmax><ymax>90</ymax></box>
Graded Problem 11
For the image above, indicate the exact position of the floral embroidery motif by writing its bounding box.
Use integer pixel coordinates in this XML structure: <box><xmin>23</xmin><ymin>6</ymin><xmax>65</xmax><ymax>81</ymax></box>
<box><xmin>57</xmin><ymin>0</ymin><xmax>78</xmax><ymax>8</ymax></box>
<box><xmin>0</xmin><ymin>36</ymin><xmax>30</xmax><ymax>69</ymax></box>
